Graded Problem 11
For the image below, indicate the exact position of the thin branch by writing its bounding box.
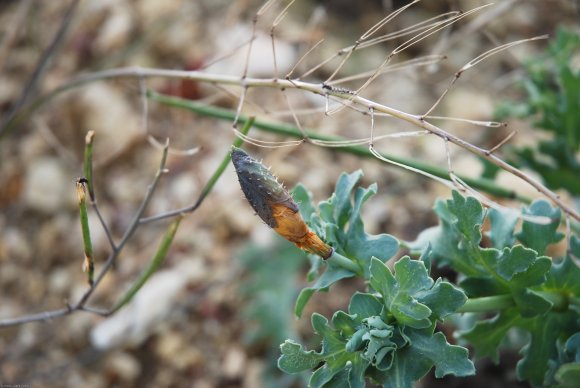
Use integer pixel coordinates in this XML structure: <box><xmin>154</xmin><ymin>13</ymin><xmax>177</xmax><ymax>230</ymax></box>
<box><xmin>0</xmin><ymin>141</ymin><xmax>171</xmax><ymax>328</ymax></box>
<box><xmin>83</xmin><ymin>130</ymin><xmax>117</xmax><ymax>250</ymax></box>
<box><xmin>0</xmin><ymin>0</ymin><xmax>33</xmax><ymax>71</ymax></box>
<box><xmin>0</xmin><ymin>0</ymin><xmax>81</xmax><ymax>136</ymax></box>
<box><xmin>422</xmin><ymin>35</ymin><xmax>548</xmax><ymax>118</ymax></box>
<box><xmin>2</xmin><ymin>67</ymin><xmax>577</xmax><ymax>220</ymax></box>
<box><xmin>148</xmin><ymin>92</ymin><xmax>527</xmax><ymax>203</ymax></box>
<box><xmin>139</xmin><ymin>117</ymin><xmax>255</xmax><ymax>224</ymax></box>
<box><xmin>487</xmin><ymin>130</ymin><xmax>517</xmax><ymax>154</ymax></box>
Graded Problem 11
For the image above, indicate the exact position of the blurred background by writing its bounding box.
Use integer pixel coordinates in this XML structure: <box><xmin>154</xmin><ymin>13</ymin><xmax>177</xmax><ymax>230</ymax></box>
<box><xmin>0</xmin><ymin>0</ymin><xmax>578</xmax><ymax>386</ymax></box>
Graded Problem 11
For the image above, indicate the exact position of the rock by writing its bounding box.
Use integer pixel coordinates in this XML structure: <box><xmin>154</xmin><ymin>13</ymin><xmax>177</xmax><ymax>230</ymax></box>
<box><xmin>93</xmin><ymin>4</ymin><xmax>133</xmax><ymax>53</ymax></box>
<box><xmin>205</xmin><ymin>24</ymin><xmax>297</xmax><ymax>77</ymax></box>
<box><xmin>104</xmin><ymin>351</ymin><xmax>141</xmax><ymax>382</ymax></box>
<box><xmin>222</xmin><ymin>347</ymin><xmax>246</xmax><ymax>379</ymax></box>
<box><xmin>76</xmin><ymin>83</ymin><xmax>142</xmax><ymax>165</ymax></box>
<box><xmin>90</xmin><ymin>259</ymin><xmax>207</xmax><ymax>349</ymax></box>
<box><xmin>23</xmin><ymin>157</ymin><xmax>71</xmax><ymax>213</ymax></box>
<box><xmin>155</xmin><ymin>330</ymin><xmax>203</xmax><ymax>370</ymax></box>
<box><xmin>1</xmin><ymin>227</ymin><xmax>32</xmax><ymax>262</ymax></box>
<box><xmin>49</xmin><ymin>266</ymin><xmax>71</xmax><ymax>295</ymax></box>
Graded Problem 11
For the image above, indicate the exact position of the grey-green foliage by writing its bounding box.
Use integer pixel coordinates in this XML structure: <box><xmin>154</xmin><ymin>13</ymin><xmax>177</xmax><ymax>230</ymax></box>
<box><xmin>278</xmin><ymin>170</ymin><xmax>580</xmax><ymax>387</ymax></box>
<box><xmin>279</xmin><ymin>172</ymin><xmax>474</xmax><ymax>387</ymax></box>
<box><xmin>495</xmin><ymin>28</ymin><xmax>580</xmax><ymax>195</ymax></box>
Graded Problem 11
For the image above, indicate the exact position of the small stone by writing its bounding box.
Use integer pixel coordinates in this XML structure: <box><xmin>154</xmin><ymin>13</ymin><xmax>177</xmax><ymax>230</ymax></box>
<box><xmin>76</xmin><ymin>83</ymin><xmax>142</xmax><ymax>165</ymax></box>
<box><xmin>93</xmin><ymin>4</ymin><xmax>133</xmax><ymax>53</ymax></box>
<box><xmin>205</xmin><ymin>24</ymin><xmax>297</xmax><ymax>77</ymax></box>
<box><xmin>90</xmin><ymin>259</ymin><xmax>207</xmax><ymax>349</ymax></box>
<box><xmin>23</xmin><ymin>157</ymin><xmax>71</xmax><ymax>213</ymax></box>
<box><xmin>243</xmin><ymin>360</ymin><xmax>265</xmax><ymax>388</ymax></box>
<box><xmin>49</xmin><ymin>267</ymin><xmax>70</xmax><ymax>294</ymax></box>
<box><xmin>170</xmin><ymin>172</ymin><xmax>197</xmax><ymax>205</ymax></box>
<box><xmin>222</xmin><ymin>347</ymin><xmax>246</xmax><ymax>379</ymax></box>
<box><xmin>1</xmin><ymin>227</ymin><xmax>32</xmax><ymax>262</ymax></box>
<box><xmin>104</xmin><ymin>351</ymin><xmax>141</xmax><ymax>382</ymax></box>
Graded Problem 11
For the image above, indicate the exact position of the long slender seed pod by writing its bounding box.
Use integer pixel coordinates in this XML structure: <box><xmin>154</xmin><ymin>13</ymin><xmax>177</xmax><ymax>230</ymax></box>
<box><xmin>76</xmin><ymin>178</ymin><xmax>94</xmax><ymax>285</ymax></box>
<box><xmin>231</xmin><ymin>147</ymin><xmax>332</xmax><ymax>259</ymax></box>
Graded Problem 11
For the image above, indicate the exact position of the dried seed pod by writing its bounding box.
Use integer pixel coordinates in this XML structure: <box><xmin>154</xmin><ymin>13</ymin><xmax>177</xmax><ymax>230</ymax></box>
<box><xmin>231</xmin><ymin>147</ymin><xmax>332</xmax><ymax>259</ymax></box>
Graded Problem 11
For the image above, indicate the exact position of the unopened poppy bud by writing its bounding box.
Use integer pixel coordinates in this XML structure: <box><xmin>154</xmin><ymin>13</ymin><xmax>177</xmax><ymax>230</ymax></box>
<box><xmin>231</xmin><ymin>147</ymin><xmax>333</xmax><ymax>259</ymax></box>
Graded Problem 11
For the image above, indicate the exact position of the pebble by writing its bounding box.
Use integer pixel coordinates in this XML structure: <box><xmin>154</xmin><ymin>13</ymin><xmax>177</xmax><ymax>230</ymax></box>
<box><xmin>222</xmin><ymin>346</ymin><xmax>246</xmax><ymax>379</ymax></box>
<box><xmin>1</xmin><ymin>227</ymin><xmax>32</xmax><ymax>262</ymax></box>
<box><xmin>104</xmin><ymin>351</ymin><xmax>142</xmax><ymax>382</ymax></box>
<box><xmin>23</xmin><ymin>157</ymin><xmax>71</xmax><ymax>213</ymax></box>
<box><xmin>90</xmin><ymin>259</ymin><xmax>207</xmax><ymax>349</ymax></box>
<box><xmin>76</xmin><ymin>83</ymin><xmax>142</xmax><ymax>165</ymax></box>
<box><xmin>93</xmin><ymin>3</ymin><xmax>133</xmax><ymax>53</ymax></box>
<box><xmin>205</xmin><ymin>24</ymin><xmax>297</xmax><ymax>77</ymax></box>
<box><xmin>49</xmin><ymin>266</ymin><xmax>71</xmax><ymax>294</ymax></box>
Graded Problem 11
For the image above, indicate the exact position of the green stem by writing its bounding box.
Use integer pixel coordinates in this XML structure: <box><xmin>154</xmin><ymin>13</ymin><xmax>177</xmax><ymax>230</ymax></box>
<box><xmin>111</xmin><ymin>216</ymin><xmax>182</xmax><ymax>313</ymax></box>
<box><xmin>328</xmin><ymin>250</ymin><xmax>361</xmax><ymax>275</ymax></box>
<box><xmin>456</xmin><ymin>295</ymin><xmax>514</xmax><ymax>313</ymax></box>
<box><xmin>83</xmin><ymin>131</ymin><xmax>95</xmax><ymax>201</ymax></box>
<box><xmin>148</xmin><ymin>91</ymin><xmax>528</xmax><ymax>203</ymax></box>
<box><xmin>77</xmin><ymin>180</ymin><xmax>94</xmax><ymax>286</ymax></box>
<box><xmin>457</xmin><ymin>291</ymin><xmax>572</xmax><ymax>313</ymax></box>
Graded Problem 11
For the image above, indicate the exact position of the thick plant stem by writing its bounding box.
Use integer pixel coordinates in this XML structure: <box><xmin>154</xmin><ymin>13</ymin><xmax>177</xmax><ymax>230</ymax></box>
<box><xmin>457</xmin><ymin>291</ymin><xmax>572</xmax><ymax>313</ymax></box>
<box><xmin>457</xmin><ymin>295</ymin><xmax>514</xmax><ymax>313</ymax></box>
<box><xmin>328</xmin><ymin>250</ymin><xmax>361</xmax><ymax>274</ymax></box>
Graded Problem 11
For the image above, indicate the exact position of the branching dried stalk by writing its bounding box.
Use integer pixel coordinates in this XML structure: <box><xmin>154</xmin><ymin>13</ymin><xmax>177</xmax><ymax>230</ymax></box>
<box><xmin>3</xmin><ymin>64</ymin><xmax>575</xmax><ymax>221</ymax></box>
<box><xmin>0</xmin><ymin>142</ymin><xmax>170</xmax><ymax>327</ymax></box>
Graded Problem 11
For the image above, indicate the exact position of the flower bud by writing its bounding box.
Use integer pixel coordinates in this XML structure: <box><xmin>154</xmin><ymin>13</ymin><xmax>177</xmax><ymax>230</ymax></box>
<box><xmin>231</xmin><ymin>147</ymin><xmax>332</xmax><ymax>259</ymax></box>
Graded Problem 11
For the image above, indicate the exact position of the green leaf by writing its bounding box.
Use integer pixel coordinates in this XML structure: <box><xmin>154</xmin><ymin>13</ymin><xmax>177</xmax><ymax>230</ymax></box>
<box><xmin>408</xmin><ymin>192</ymin><xmax>489</xmax><ymax>277</ymax></box>
<box><xmin>278</xmin><ymin>340</ymin><xmax>322</xmax><ymax>373</ymax></box>
<box><xmin>292</xmin><ymin>184</ymin><xmax>317</xmax><ymax>224</ymax></box>
<box><xmin>547</xmin><ymin>333</ymin><xmax>580</xmax><ymax>388</ymax></box>
<box><xmin>447</xmin><ymin>190</ymin><xmax>485</xmax><ymax>244</ymax></box>
<box><xmin>497</xmin><ymin>245</ymin><xmax>543</xmax><ymax>280</ymax></box>
<box><xmin>556</xmin><ymin>363</ymin><xmax>580</xmax><ymax>388</ymax></box>
<box><xmin>416</xmin><ymin>279</ymin><xmax>467</xmax><ymax>321</ymax></box>
<box><xmin>295</xmin><ymin>258</ymin><xmax>356</xmax><ymax>318</ymax></box>
<box><xmin>516</xmin><ymin>312</ymin><xmax>579</xmax><ymax>385</ymax></box>
<box><xmin>495</xmin><ymin>28</ymin><xmax>580</xmax><ymax>194</ymax></box>
<box><xmin>344</xmin><ymin>185</ymin><xmax>399</xmax><ymax>276</ymax></box>
<box><xmin>292</xmin><ymin>171</ymin><xmax>398</xmax><ymax>317</ymax></box>
<box><xmin>487</xmin><ymin>208</ymin><xmax>519</xmax><ymax>249</ymax></box>
<box><xmin>408</xmin><ymin>329</ymin><xmax>475</xmax><ymax>378</ymax></box>
<box><xmin>308</xmin><ymin>313</ymin><xmax>369</xmax><ymax>388</ymax></box>
<box><xmin>462</xmin><ymin>303</ymin><xmax>579</xmax><ymax>386</ymax></box>
<box><xmin>381</xmin><ymin>329</ymin><xmax>475</xmax><ymax>388</ymax></box>
<box><xmin>348</xmin><ymin>292</ymin><xmax>383</xmax><ymax>319</ymax></box>
<box><xmin>543</xmin><ymin>240</ymin><xmax>580</xmax><ymax>297</ymax></box>
<box><xmin>369</xmin><ymin>257</ymin><xmax>432</xmax><ymax>329</ymax></box>
<box><xmin>333</xmin><ymin>170</ymin><xmax>363</xmax><ymax>229</ymax></box>
<box><xmin>459</xmin><ymin>309</ymin><xmax>520</xmax><ymax>362</ymax></box>
<box><xmin>516</xmin><ymin>200</ymin><xmax>564</xmax><ymax>255</ymax></box>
